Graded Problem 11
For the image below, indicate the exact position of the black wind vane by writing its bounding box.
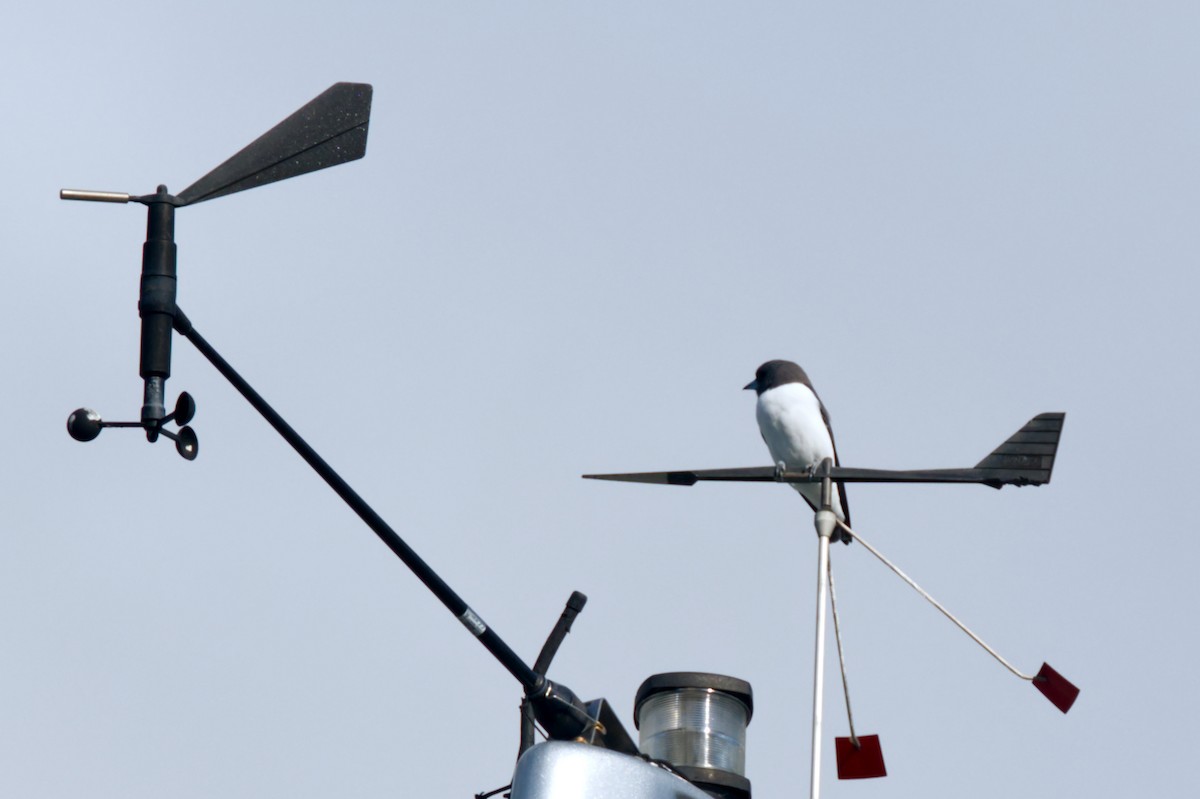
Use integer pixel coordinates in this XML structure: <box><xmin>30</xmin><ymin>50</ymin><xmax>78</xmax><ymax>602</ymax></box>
<box><xmin>585</xmin><ymin>411</ymin><xmax>1078</xmax><ymax>790</ymax></box>
<box><xmin>64</xmin><ymin>82</ymin><xmax>373</xmax><ymax>459</ymax></box>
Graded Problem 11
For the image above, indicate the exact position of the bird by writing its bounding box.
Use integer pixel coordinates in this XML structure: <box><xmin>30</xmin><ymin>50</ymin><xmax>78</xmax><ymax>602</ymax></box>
<box><xmin>744</xmin><ymin>360</ymin><xmax>852</xmax><ymax>543</ymax></box>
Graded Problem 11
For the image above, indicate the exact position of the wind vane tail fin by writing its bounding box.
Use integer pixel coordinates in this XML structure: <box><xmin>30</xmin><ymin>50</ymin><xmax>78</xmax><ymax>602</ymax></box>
<box><xmin>974</xmin><ymin>413</ymin><xmax>1065</xmax><ymax>488</ymax></box>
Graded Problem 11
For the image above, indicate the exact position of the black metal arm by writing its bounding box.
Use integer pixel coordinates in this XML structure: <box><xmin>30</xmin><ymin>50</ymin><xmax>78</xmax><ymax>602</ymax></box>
<box><xmin>172</xmin><ymin>307</ymin><xmax>597</xmax><ymax>743</ymax></box>
<box><xmin>173</xmin><ymin>308</ymin><xmax>540</xmax><ymax>687</ymax></box>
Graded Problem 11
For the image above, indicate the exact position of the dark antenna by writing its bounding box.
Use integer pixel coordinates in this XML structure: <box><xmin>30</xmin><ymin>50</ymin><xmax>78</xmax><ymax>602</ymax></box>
<box><xmin>584</xmin><ymin>412</ymin><xmax>1078</xmax><ymax>793</ymax></box>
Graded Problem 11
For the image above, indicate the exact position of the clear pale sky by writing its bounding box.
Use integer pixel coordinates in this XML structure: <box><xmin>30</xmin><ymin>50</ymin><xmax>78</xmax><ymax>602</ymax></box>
<box><xmin>3</xmin><ymin>3</ymin><xmax>1197</xmax><ymax>798</ymax></box>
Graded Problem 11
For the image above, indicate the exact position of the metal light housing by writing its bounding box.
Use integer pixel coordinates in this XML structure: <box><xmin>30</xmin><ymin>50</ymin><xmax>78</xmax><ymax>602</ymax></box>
<box><xmin>634</xmin><ymin>672</ymin><xmax>753</xmax><ymax>799</ymax></box>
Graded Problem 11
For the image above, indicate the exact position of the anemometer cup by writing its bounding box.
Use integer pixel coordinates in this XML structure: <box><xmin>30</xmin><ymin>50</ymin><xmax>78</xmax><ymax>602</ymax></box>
<box><xmin>166</xmin><ymin>392</ymin><xmax>196</xmax><ymax>425</ymax></box>
<box><xmin>159</xmin><ymin>425</ymin><xmax>199</xmax><ymax>460</ymax></box>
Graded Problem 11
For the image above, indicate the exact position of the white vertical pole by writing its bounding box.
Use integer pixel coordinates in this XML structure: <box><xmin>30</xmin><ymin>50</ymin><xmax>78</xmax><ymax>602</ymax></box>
<box><xmin>810</xmin><ymin>472</ymin><xmax>837</xmax><ymax>799</ymax></box>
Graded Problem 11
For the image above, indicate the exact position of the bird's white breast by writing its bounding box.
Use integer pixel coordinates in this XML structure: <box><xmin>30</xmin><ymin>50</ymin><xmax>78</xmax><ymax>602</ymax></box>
<box><xmin>755</xmin><ymin>383</ymin><xmax>835</xmax><ymax>469</ymax></box>
<box><xmin>755</xmin><ymin>382</ymin><xmax>845</xmax><ymax>517</ymax></box>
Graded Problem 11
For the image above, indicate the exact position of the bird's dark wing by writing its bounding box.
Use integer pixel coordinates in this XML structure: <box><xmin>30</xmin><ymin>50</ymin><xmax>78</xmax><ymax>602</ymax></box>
<box><xmin>819</xmin><ymin>400</ymin><xmax>852</xmax><ymax>543</ymax></box>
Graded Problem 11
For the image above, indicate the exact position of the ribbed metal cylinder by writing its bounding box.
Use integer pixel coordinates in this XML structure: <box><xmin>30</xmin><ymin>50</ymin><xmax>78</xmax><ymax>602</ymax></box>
<box><xmin>637</xmin><ymin>685</ymin><xmax>750</xmax><ymax>776</ymax></box>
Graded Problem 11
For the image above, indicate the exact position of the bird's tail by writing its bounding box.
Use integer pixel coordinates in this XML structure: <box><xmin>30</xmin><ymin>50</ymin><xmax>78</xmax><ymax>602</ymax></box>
<box><xmin>836</xmin><ymin>480</ymin><xmax>852</xmax><ymax>545</ymax></box>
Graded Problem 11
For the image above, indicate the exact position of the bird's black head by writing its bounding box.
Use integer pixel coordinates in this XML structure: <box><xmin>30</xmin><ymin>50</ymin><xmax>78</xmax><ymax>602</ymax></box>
<box><xmin>744</xmin><ymin>360</ymin><xmax>813</xmax><ymax>395</ymax></box>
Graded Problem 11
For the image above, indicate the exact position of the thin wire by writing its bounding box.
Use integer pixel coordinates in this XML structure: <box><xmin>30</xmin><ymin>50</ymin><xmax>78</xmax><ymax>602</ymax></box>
<box><xmin>827</xmin><ymin>554</ymin><xmax>859</xmax><ymax>747</ymax></box>
<box><xmin>838</xmin><ymin>522</ymin><xmax>1035</xmax><ymax>682</ymax></box>
<box><xmin>474</xmin><ymin>783</ymin><xmax>512</xmax><ymax>799</ymax></box>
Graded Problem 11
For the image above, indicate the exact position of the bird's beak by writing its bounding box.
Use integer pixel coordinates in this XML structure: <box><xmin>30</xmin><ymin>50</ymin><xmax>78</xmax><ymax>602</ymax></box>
<box><xmin>743</xmin><ymin>380</ymin><xmax>758</xmax><ymax>391</ymax></box>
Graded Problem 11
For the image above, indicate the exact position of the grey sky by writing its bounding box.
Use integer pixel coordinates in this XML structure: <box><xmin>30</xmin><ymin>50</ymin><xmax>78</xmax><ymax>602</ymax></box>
<box><xmin>3</xmin><ymin>3</ymin><xmax>1197</xmax><ymax>797</ymax></box>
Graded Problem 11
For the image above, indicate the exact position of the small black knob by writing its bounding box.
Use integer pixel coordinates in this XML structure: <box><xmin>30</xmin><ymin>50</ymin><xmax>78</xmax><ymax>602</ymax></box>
<box><xmin>67</xmin><ymin>409</ymin><xmax>103</xmax><ymax>442</ymax></box>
